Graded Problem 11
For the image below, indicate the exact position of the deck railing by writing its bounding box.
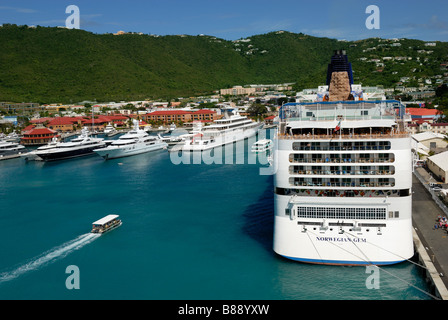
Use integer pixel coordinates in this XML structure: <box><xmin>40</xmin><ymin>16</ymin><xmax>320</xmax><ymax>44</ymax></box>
<box><xmin>278</xmin><ymin>132</ymin><xmax>409</xmax><ymax>140</ymax></box>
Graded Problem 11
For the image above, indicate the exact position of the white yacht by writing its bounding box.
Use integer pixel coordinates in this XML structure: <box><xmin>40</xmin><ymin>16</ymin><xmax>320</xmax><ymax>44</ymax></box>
<box><xmin>180</xmin><ymin>111</ymin><xmax>263</xmax><ymax>151</ymax></box>
<box><xmin>0</xmin><ymin>139</ymin><xmax>26</xmax><ymax>159</ymax></box>
<box><xmin>273</xmin><ymin>51</ymin><xmax>413</xmax><ymax>266</ymax></box>
<box><xmin>33</xmin><ymin>127</ymin><xmax>106</xmax><ymax>161</ymax></box>
<box><xmin>94</xmin><ymin>120</ymin><xmax>168</xmax><ymax>160</ymax></box>
<box><xmin>21</xmin><ymin>136</ymin><xmax>60</xmax><ymax>161</ymax></box>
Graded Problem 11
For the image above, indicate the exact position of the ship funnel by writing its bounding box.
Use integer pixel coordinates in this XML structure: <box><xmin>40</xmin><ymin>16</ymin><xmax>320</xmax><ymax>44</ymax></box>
<box><xmin>326</xmin><ymin>50</ymin><xmax>354</xmax><ymax>101</ymax></box>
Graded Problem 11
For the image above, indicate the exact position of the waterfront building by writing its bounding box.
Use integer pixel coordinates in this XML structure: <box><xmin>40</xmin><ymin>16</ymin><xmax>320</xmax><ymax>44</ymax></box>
<box><xmin>47</xmin><ymin>117</ymin><xmax>84</xmax><ymax>132</ymax></box>
<box><xmin>142</xmin><ymin>109</ymin><xmax>218</xmax><ymax>124</ymax></box>
<box><xmin>20</xmin><ymin>126</ymin><xmax>58</xmax><ymax>146</ymax></box>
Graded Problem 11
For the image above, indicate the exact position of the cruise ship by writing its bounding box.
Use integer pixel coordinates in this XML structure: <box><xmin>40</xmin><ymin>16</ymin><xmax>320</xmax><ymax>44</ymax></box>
<box><xmin>34</xmin><ymin>127</ymin><xmax>106</xmax><ymax>161</ymax></box>
<box><xmin>94</xmin><ymin>120</ymin><xmax>168</xmax><ymax>159</ymax></box>
<box><xmin>180</xmin><ymin>111</ymin><xmax>263</xmax><ymax>151</ymax></box>
<box><xmin>273</xmin><ymin>50</ymin><xmax>414</xmax><ymax>266</ymax></box>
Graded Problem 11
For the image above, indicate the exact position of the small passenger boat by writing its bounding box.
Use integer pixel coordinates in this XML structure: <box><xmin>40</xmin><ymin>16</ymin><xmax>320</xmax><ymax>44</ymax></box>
<box><xmin>91</xmin><ymin>215</ymin><xmax>122</xmax><ymax>234</ymax></box>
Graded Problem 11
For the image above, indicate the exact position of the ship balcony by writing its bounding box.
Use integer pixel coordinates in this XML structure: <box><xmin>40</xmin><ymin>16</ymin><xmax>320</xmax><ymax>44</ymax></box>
<box><xmin>291</xmin><ymin>140</ymin><xmax>391</xmax><ymax>151</ymax></box>
<box><xmin>278</xmin><ymin>132</ymin><xmax>409</xmax><ymax>141</ymax></box>
<box><xmin>289</xmin><ymin>165</ymin><xmax>395</xmax><ymax>176</ymax></box>
<box><xmin>289</xmin><ymin>177</ymin><xmax>395</xmax><ymax>188</ymax></box>
<box><xmin>289</xmin><ymin>153</ymin><xmax>395</xmax><ymax>164</ymax></box>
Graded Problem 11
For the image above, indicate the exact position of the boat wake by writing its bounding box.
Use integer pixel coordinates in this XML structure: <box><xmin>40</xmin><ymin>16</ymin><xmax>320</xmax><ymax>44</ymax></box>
<box><xmin>0</xmin><ymin>233</ymin><xmax>100</xmax><ymax>284</ymax></box>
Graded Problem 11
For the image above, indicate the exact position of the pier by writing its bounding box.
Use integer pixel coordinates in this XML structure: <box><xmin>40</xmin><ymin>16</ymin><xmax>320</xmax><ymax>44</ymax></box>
<box><xmin>0</xmin><ymin>154</ymin><xmax>21</xmax><ymax>161</ymax></box>
<box><xmin>412</xmin><ymin>168</ymin><xmax>448</xmax><ymax>300</ymax></box>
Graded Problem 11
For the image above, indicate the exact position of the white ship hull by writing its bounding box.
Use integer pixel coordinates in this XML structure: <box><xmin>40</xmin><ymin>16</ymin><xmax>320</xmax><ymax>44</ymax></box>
<box><xmin>273</xmin><ymin>194</ymin><xmax>414</xmax><ymax>265</ymax></box>
<box><xmin>95</xmin><ymin>141</ymin><xmax>167</xmax><ymax>159</ymax></box>
<box><xmin>182</xmin><ymin>123</ymin><xmax>263</xmax><ymax>151</ymax></box>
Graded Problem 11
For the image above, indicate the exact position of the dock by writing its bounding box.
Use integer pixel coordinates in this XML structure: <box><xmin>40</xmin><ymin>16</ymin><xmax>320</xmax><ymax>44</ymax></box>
<box><xmin>412</xmin><ymin>168</ymin><xmax>448</xmax><ymax>300</ymax></box>
<box><xmin>0</xmin><ymin>154</ymin><xmax>21</xmax><ymax>161</ymax></box>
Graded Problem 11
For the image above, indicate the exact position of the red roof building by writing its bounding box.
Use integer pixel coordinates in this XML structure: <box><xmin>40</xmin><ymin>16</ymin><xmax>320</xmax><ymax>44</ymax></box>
<box><xmin>142</xmin><ymin>109</ymin><xmax>218</xmax><ymax>124</ymax></box>
<box><xmin>21</xmin><ymin>126</ymin><xmax>58</xmax><ymax>146</ymax></box>
<box><xmin>47</xmin><ymin>117</ymin><xmax>85</xmax><ymax>132</ymax></box>
<box><xmin>406</xmin><ymin>108</ymin><xmax>442</xmax><ymax>122</ymax></box>
<box><xmin>30</xmin><ymin>115</ymin><xmax>131</xmax><ymax>133</ymax></box>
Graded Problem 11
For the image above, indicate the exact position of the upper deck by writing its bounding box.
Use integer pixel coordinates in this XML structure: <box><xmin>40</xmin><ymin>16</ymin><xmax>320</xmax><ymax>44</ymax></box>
<box><xmin>278</xmin><ymin>100</ymin><xmax>409</xmax><ymax>140</ymax></box>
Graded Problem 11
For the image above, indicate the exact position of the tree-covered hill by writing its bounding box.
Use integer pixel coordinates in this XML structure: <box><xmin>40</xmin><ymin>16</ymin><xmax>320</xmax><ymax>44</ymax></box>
<box><xmin>0</xmin><ymin>25</ymin><xmax>447</xmax><ymax>103</ymax></box>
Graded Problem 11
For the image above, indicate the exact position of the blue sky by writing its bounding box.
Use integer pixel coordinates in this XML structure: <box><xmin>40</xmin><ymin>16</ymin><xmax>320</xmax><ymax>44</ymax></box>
<box><xmin>1</xmin><ymin>0</ymin><xmax>448</xmax><ymax>41</ymax></box>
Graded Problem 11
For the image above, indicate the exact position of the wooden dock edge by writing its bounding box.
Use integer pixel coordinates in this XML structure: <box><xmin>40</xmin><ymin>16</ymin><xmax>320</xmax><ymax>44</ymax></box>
<box><xmin>413</xmin><ymin>228</ymin><xmax>448</xmax><ymax>300</ymax></box>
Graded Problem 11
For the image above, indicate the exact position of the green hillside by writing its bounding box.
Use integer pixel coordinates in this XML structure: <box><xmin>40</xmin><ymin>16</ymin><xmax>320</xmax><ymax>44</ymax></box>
<box><xmin>0</xmin><ymin>24</ymin><xmax>447</xmax><ymax>104</ymax></box>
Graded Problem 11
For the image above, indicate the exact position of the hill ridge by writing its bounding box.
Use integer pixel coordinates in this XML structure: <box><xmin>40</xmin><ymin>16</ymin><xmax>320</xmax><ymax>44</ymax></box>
<box><xmin>0</xmin><ymin>24</ymin><xmax>447</xmax><ymax>103</ymax></box>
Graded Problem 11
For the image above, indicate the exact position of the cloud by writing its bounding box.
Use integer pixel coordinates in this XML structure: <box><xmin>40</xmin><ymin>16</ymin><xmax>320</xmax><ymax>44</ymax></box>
<box><xmin>0</xmin><ymin>6</ymin><xmax>38</xmax><ymax>14</ymax></box>
<box><xmin>405</xmin><ymin>15</ymin><xmax>448</xmax><ymax>33</ymax></box>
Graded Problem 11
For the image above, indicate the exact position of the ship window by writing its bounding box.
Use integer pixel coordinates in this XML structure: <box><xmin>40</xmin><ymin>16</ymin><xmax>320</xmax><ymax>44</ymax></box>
<box><xmin>307</xmin><ymin>207</ymin><xmax>317</xmax><ymax>218</ymax></box>
<box><xmin>336</xmin><ymin>208</ymin><xmax>345</xmax><ymax>219</ymax></box>
<box><xmin>395</xmin><ymin>211</ymin><xmax>399</xmax><ymax>218</ymax></box>
<box><xmin>378</xmin><ymin>141</ymin><xmax>391</xmax><ymax>150</ymax></box>
<box><xmin>346</xmin><ymin>208</ymin><xmax>356</xmax><ymax>218</ymax></box>
<box><xmin>316</xmin><ymin>207</ymin><xmax>325</xmax><ymax>218</ymax></box>
<box><xmin>294</xmin><ymin>206</ymin><xmax>386</xmax><ymax>220</ymax></box>
<box><xmin>297</xmin><ymin>207</ymin><xmax>306</xmax><ymax>217</ymax></box>
<box><xmin>327</xmin><ymin>208</ymin><xmax>336</xmax><ymax>218</ymax></box>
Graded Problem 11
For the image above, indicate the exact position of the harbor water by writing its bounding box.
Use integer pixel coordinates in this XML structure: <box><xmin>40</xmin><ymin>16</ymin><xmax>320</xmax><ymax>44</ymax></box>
<box><xmin>0</xmin><ymin>132</ymin><xmax>432</xmax><ymax>299</ymax></box>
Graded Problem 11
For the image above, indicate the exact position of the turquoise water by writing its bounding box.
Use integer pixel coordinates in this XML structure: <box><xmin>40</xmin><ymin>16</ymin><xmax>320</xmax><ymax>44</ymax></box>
<box><xmin>0</xmin><ymin>135</ymin><xmax>433</xmax><ymax>300</ymax></box>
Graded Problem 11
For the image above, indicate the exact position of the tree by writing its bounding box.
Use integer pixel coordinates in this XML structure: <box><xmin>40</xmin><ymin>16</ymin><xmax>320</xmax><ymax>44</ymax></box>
<box><xmin>247</xmin><ymin>103</ymin><xmax>267</xmax><ymax>116</ymax></box>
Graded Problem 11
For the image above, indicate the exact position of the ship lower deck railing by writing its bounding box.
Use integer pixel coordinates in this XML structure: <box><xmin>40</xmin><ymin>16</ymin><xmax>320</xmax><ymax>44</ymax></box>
<box><xmin>289</xmin><ymin>156</ymin><xmax>395</xmax><ymax>164</ymax></box>
<box><xmin>278</xmin><ymin>132</ymin><xmax>410</xmax><ymax>140</ymax></box>
<box><xmin>289</xmin><ymin>179</ymin><xmax>395</xmax><ymax>188</ymax></box>
<box><xmin>289</xmin><ymin>169</ymin><xmax>395</xmax><ymax>176</ymax></box>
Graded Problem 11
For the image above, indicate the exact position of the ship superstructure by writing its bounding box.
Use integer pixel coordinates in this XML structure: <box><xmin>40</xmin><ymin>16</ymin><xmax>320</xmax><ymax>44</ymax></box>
<box><xmin>273</xmin><ymin>50</ymin><xmax>414</xmax><ymax>265</ymax></box>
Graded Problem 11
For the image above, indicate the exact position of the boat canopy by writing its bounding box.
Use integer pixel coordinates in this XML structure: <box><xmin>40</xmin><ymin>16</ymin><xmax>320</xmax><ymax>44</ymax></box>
<box><xmin>92</xmin><ymin>214</ymin><xmax>120</xmax><ymax>226</ymax></box>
